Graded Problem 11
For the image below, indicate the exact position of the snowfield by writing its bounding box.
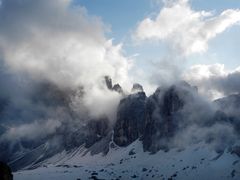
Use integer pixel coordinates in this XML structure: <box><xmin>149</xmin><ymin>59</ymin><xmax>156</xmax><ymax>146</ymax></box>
<box><xmin>14</xmin><ymin>140</ymin><xmax>240</xmax><ymax>180</ymax></box>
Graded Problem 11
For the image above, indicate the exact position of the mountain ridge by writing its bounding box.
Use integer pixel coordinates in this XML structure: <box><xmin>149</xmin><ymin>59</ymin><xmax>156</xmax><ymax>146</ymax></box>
<box><xmin>0</xmin><ymin>77</ymin><xmax>240</xmax><ymax>174</ymax></box>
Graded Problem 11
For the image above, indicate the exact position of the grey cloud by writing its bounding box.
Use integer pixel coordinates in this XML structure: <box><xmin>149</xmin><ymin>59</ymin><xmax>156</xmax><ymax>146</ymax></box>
<box><xmin>183</xmin><ymin>64</ymin><xmax>240</xmax><ymax>99</ymax></box>
<box><xmin>211</xmin><ymin>71</ymin><xmax>240</xmax><ymax>95</ymax></box>
<box><xmin>0</xmin><ymin>0</ymin><xmax>133</xmax><ymax>154</ymax></box>
<box><xmin>0</xmin><ymin>0</ymin><xmax>132</xmax><ymax>122</ymax></box>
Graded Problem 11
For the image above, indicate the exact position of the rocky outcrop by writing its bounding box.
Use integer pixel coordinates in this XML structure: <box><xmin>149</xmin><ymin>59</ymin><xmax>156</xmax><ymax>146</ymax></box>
<box><xmin>113</xmin><ymin>82</ymin><xmax>197</xmax><ymax>151</ymax></box>
<box><xmin>142</xmin><ymin>82</ymin><xmax>195</xmax><ymax>152</ymax></box>
<box><xmin>104</xmin><ymin>76</ymin><xmax>113</xmax><ymax>90</ymax></box>
<box><xmin>0</xmin><ymin>162</ymin><xmax>13</xmax><ymax>180</ymax></box>
<box><xmin>62</xmin><ymin>117</ymin><xmax>111</xmax><ymax>149</ymax></box>
<box><xmin>131</xmin><ymin>83</ymin><xmax>143</xmax><ymax>93</ymax></box>
<box><xmin>113</xmin><ymin>84</ymin><xmax>146</xmax><ymax>146</ymax></box>
<box><xmin>214</xmin><ymin>94</ymin><xmax>240</xmax><ymax>134</ymax></box>
<box><xmin>104</xmin><ymin>76</ymin><xmax>123</xmax><ymax>94</ymax></box>
<box><xmin>85</xmin><ymin>118</ymin><xmax>110</xmax><ymax>148</ymax></box>
<box><xmin>112</xmin><ymin>84</ymin><xmax>123</xmax><ymax>94</ymax></box>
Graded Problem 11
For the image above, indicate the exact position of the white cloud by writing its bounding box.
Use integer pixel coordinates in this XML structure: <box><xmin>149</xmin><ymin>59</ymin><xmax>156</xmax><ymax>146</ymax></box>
<box><xmin>183</xmin><ymin>64</ymin><xmax>227</xmax><ymax>81</ymax></box>
<box><xmin>0</xmin><ymin>0</ymin><xmax>132</xmax><ymax>119</ymax></box>
<box><xmin>183</xmin><ymin>64</ymin><xmax>240</xmax><ymax>99</ymax></box>
<box><xmin>0</xmin><ymin>0</ymin><xmax>131</xmax><ymax>89</ymax></box>
<box><xmin>135</xmin><ymin>0</ymin><xmax>240</xmax><ymax>56</ymax></box>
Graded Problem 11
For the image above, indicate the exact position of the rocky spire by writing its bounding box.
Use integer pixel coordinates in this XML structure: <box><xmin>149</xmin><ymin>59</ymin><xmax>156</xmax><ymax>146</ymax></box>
<box><xmin>131</xmin><ymin>83</ymin><xmax>143</xmax><ymax>93</ymax></box>
<box><xmin>112</xmin><ymin>84</ymin><xmax>123</xmax><ymax>94</ymax></box>
<box><xmin>104</xmin><ymin>76</ymin><xmax>113</xmax><ymax>90</ymax></box>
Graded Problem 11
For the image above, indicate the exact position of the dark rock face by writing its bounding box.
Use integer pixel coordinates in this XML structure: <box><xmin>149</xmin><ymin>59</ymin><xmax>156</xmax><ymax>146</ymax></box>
<box><xmin>104</xmin><ymin>76</ymin><xmax>123</xmax><ymax>94</ymax></box>
<box><xmin>113</xmin><ymin>82</ymin><xmax>197</xmax><ymax>151</ymax></box>
<box><xmin>112</xmin><ymin>84</ymin><xmax>123</xmax><ymax>94</ymax></box>
<box><xmin>161</xmin><ymin>86</ymin><xmax>185</xmax><ymax>117</ymax></box>
<box><xmin>104</xmin><ymin>76</ymin><xmax>113</xmax><ymax>90</ymax></box>
<box><xmin>113</xmin><ymin>92</ymin><xmax>147</xmax><ymax>146</ymax></box>
<box><xmin>62</xmin><ymin>117</ymin><xmax>111</xmax><ymax>149</ymax></box>
<box><xmin>0</xmin><ymin>162</ymin><xmax>13</xmax><ymax>180</ymax></box>
<box><xmin>131</xmin><ymin>83</ymin><xmax>144</xmax><ymax>93</ymax></box>
<box><xmin>143</xmin><ymin>83</ymin><xmax>195</xmax><ymax>152</ymax></box>
<box><xmin>86</xmin><ymin>132</ymin><xmax>112</xmax><ymax>156</ymax></box>
<box><xmin>85</xmin><ymin>118</ymin><xmax>110</xmax><ymax>148</ymax></box>
<box><xmin>214</xmin><ymin>94</ymin><xmax>240</xmax><ymax>134</ymax></box>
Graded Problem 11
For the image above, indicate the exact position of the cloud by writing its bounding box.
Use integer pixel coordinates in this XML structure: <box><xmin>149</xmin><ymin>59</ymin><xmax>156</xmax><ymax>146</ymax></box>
<box><xmin>0</xmin><ymin>0</ymin><xmax>132</xmax><ymax>120</ymax></box>
<box><xmin>173</xmin><ymin>123</ymin><xmax>237</xmax><ymax>151</ymax></box>
<box><xmin>0</xmin><ymin>0</ymin><xmax>131</xmax><ymax>88</ymax></box>
<box><xmin>2</xmin><ymin>119</ymin><xmax>61</xmax><ymax>141</ymax></box>
<box><xmin>183</xmin><ymin>64</ymin><xmax>240</xmax><ymax>99</ymax></box>
<box><xmin>0</xmin><ymin>0</ymin><xmax>238</xmax><ymax>160</ymax></box>
<box><xmin>135</xmin><ymin>0</ymin><xmax>240</xmax><ymax>56</ymax></box>
<box><xmin>143</xmin><ymin>82</ymin><xmax>238</xmax><ymax>152</ymax></box>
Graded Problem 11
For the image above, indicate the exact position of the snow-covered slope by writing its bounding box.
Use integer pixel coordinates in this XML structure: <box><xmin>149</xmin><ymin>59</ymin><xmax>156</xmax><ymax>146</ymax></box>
<box><xmin>14</xmin><ymin>140</ymin><xmax>240</xmax><ymax>180</ymax></box>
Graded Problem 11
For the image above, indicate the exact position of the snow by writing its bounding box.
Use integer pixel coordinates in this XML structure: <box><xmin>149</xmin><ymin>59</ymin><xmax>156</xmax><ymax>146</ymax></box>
<box><xmin>14</xmin><ymin>140</ymin><xmax>240</xmax><ymax>180</ymax></box>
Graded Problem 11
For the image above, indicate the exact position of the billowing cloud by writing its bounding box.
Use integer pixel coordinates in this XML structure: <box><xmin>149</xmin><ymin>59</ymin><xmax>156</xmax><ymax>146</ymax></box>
<box><xmin>0</xmin><ymin>0</ymin><xmax>131</xmax><ymax>88</ymax></box>
<box><xmin>183</xmin><ymin>64</ymin><xmax>240</xmax><ymax>99</ymax></box>
<box><xmin>135</xmin><ymin>0</ymin><xmax>240</xmax><ymax>56</ymax></box>
<box><xmin>0</xmin><ymin>0</ymin><xmax>132</xmax><ymax>120</ymax></box>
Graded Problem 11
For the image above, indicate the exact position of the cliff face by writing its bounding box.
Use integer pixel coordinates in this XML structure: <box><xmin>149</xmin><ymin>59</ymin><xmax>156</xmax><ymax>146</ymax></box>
<box><xmin>142</xmin><ymin>83</ymin><xmax>195</xmax><ymax>152</ymax></box>
<box><xmin>113</xmin><ymin>91</ymin><xmax>147</xmax><ymax>146</ymax></box>
<box><xmin>113</xmin><ymin>82</ymin><xmax>197</xmax><ymax>152</ymax></box>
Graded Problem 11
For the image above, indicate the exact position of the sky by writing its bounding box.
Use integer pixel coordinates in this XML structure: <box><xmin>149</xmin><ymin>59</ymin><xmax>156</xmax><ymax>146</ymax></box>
<box><xmin>0</xmin><ymin>0</ymin><xmax>240</xmax><ymax>100</ymax></box>
<box><xmin>75</xmin><ymin>0</ymin><xmax>240</xmax><ymax>69</ymax></box>
<box><xmin>72</xmin><ymin>0</ymin><xmax>240</xmax><ymax>99</ymax></box>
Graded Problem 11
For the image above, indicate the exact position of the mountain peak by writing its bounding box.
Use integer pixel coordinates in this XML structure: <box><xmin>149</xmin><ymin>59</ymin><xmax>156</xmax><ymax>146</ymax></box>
<box><xmin>131</xmin><ymin>83</ymin><xmax>144</xmax><ymax>93</ymax></box>
<box><xmin>112</xmin><ymin>84</ymin><xmax>123</xmax><ymax>94</ymax></box>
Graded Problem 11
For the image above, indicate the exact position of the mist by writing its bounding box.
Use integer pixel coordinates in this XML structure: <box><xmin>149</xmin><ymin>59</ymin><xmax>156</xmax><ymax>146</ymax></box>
<box><xmin>0</xmin><ymin>0</ymin><xmax>134</xmax><ymax>162</ymax></box>
<box><xmin>0</xmin><ymin>0</ymin><xmax>240</xmax><ymax>168</ymax></box>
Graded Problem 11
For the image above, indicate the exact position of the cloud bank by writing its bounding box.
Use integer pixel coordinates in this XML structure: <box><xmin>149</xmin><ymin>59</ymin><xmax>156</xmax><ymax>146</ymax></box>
<box><xmin>135</xmin><ymin>0</ymin><xmax>240</xmax><ymax>56</ymax></box>
<box><xmin>0</xmin><ymin>0</ymin><xmax>133</xmax><ymax>121</ymax></box>
<box><xmin>0</xmin><ymin>0</ymin><xmax>131</xmax><ymax>87</ymax></box>
<box><xmin>183</xmin><ymin>64</ymin><xmax>240</xmax><ymax>99</ymax></box>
